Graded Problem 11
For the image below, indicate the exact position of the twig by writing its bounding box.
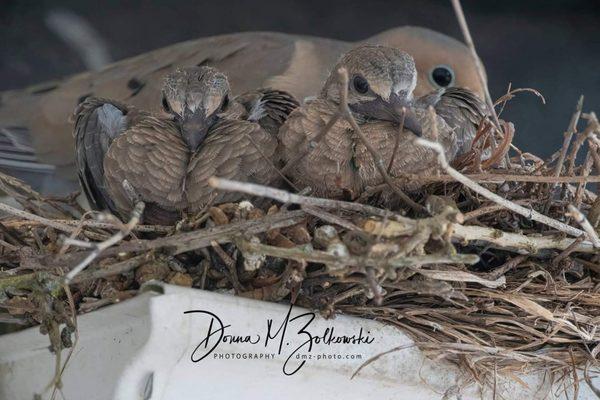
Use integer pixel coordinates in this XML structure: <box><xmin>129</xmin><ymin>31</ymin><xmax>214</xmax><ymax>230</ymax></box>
<box><xmin>566</xmin><ymin>205</ymin><xmax>600</xmax><ymax>248</ymax></box>
<box><xmin>450</xmin><ymin>0</ymin><xmax>505</xmax><ymax>166</ymax></box>
<box><xmin>0</xmin><ymin>202</ymin><xmax>79</xmax><ymax>234</ymax></box>
<box><xmin>211</xmin><ymin>240</ymin><xmax>244</xmax><ymax>293</ymax></box>
<box><xmin>237</xmin><ymin>238</ymin><xmax>480</xmax><ymax>269</ymax></box>
<box><xmin>280</xmin><ymin>111</ymin><xmax>342</xmax><ymax>175</ymax></box>
<box><xmin>565</xmin><ymin>117</ymin><xmax>595</xmax><ymax>179</ymax></box>
<box><xmin>584</xmin><ymin>362</ymin><xmax>600</xmax><ymax>398</ymax></box>
<box><xmin>36</xmin><ymin>209</ymin><xmax>308</xmax><ymax>268</ymax></box>
<box><xmin>351</xmin><ymin>343</ymin><xmax>416</xmax><ymax>379</ymax></box>
<box><xmin>552</xmin><ymin>96</ymin><xmax>584</xmax><ymax>179</ymax></box>
<box><xmin>481</xmin><ymin>121</ymin><xmax>514</xmax><ymax>169</ymax></box>
<box><xmin>395</xmin><ymin>173</ymin><xmax>600</xmax><ymax>184</ymax></box>
<box><xmin>70</xmin><ymin>253</ymin><xmax>153</xmax><ymax>284</ymax></box>
<box><xmin>574</xmin><ymin>150</ymin><xmax>594</xmax><ymax>208</ymax></box>
<box><xmin>245</xmin><ymin>133</ymin><xmax>298</xmax><ymax>191</ymax></box>
<box><xmin>64</xmin><ymin>202</ymin><xmax>145</xmax><ymax>282</ymax></box>
<box><xmin>365</xmin><ymin>267</ymin><xmax>384</xmax><ymax>305</ymax></box>
<box><xmin>415</xmin><ymin>137</ymin><xmax>584</xmax><ymax>238</ymax></box>
<box><xmin>363</xmin><ymin>219</ymin><xmax>596</xmax><ymax>255</ymax></box>
<box><xmin>3</xmin><ymin>217</ymin><xmax>171</xmax><ymax>233</ymax></box>
<box><xmin>208</xmin><ymin>176</ymin><xmax>406</xmax><ymax>219</ymax></box>
<box><xmin>494</xmin><ymin>87</ymin><xmax>546</xmax><ymax>108</ymax></box>
<box><xmin>302</xmin><ymin>205</ymin><xmax>362</xmax><ymax>231</ymax></box>
<box><xmin>463</xmin><ymin>200</ymin><xmax>531</xmax><ymax>221</ymax></box>
<box><xmin>369</xmin><ymin>173</ymin><xmax>600</xmax><ymax>192</ymax></box>
<box><xmin>483</xmin><ymin>254</ymin><xmax>528</xmax><ymax>280</ymax></box>
<box><xmin>553</xmin><ymin>235</ymin><xmax>585</xmax><ymax>266</ymax></box>
<box><xmin>387</xmin><ymin>109</ymin><xmax>406</xmax><ymax>173</ymax></box>
<box><xmin>588</xmin><ymin>139</ymin><xmax>600</xmax><ymax>174</ymax></box>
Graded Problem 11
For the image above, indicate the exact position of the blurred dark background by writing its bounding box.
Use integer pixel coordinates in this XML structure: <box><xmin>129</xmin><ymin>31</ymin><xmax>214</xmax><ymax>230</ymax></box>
<box><xmin>1</xmin><ymin>0</ymin><xmax>599</xmax><ymax>157</ymax></box>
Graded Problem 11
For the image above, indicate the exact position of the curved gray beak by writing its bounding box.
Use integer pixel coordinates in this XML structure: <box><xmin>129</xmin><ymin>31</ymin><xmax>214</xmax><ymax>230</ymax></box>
<box><xmin>389</xmin><ymin>93</ymin><xmax>423</xmax><ymax>138</ymax></box>
<box><xmin>182</xmin><ymin>110</ymin><xmax>210</xmax><ymax>151</ymax></box>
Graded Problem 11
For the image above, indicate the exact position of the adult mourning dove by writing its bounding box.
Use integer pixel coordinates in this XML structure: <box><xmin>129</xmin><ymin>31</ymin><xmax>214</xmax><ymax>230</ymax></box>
<box><xmin>0</xmin><ymin>27</ymin><xmax>484</xmax><ymax>195</ymax></box>
<box><xmin>75</xmin><ymin>66</ymin><xmax>297</xmax><ymax>224</ymax></box>
<box><xmin>278</xmin><ymin>45</ymin><xmax>486</xmax><ymax>202</ymax></box>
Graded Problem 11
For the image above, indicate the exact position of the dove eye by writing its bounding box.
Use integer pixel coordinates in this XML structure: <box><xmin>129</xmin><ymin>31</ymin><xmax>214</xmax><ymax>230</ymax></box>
<box><xmin>161</xmin><ymin>96</ymin><xmax>171</xmax><ymax>113</ymax></box>
<box><xmin>353</xmin><ymin>75</ymin><xmax>370</xmax><ymax>94</ymax></box>
<box><xmin>429</xmin><ymin>65</ymin><xmax>455</xmax><ymax>88</ymax></box>
<box><xmin>221</xmin><ymin>95</ymin><xmax>229</xmax><ymax>111</ymax></box>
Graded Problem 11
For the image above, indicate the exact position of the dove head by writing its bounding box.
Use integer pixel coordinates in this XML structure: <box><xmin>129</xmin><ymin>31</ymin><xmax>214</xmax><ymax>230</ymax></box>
<box><xmin>162</xmin><ymin>66</ymin><xmax>231</xmax><ymax>151</ymax></box>
<box><xmin>364</xmin><ymin>26</ymin><xmax>485</xmax><ymax>98</ymax></box>
<box><xmin>322</xmin><ymin>45</ymin><xmax>422</xmax><ymax>136</ymax></box>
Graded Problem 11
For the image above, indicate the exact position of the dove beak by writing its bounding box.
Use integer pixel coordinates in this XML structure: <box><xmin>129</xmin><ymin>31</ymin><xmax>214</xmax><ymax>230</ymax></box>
<box><xmin>182</xmin><ymin>109</ymin><xmax>212</xmax><ymax>151</ymax></box>
<box><xmin>389</xmin><ymin>92</ymin><xmax>423</xmax><ymax>138</ymax></box>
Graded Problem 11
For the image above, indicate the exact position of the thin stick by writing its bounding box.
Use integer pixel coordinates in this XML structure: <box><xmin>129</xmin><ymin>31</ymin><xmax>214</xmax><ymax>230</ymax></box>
<box><xmin>414</xmin><ymin>137</ymin><xmax>584</xmax><ymax>238</ymax></box>
<box><xmin>280</xmin><ymin>111</ymin><xmax>342</xmax><ymax>175</ymax></box>
<box><xmin>238</xmin><ymin>239</ymin><xmax>480</xmax><ymax>269</ymax></box>
<box><xmin>387</xmin><ymin>108</ymin><xmax>406</xmax><ymax>173</ymax></box>
<box><xmin>567</xmin><ymin>205</ymin><xmax>600</xmax><ymax>248</ymax></box>
<box><xmin>64</xmin><ymin>202</ymin><xmax>145</xmax><ymax>282</ymax></box>
<box><xmin>552</xmin><ymin>96</ymin><xmax>584</xmax><ymax>179</ymax></box>
<box><xmin>2</xmin><ymin>218</ymin><xmax>171</xmax><ymax>233</ymax></box>
<box><xmin>30</xmin><ymin>210</ymin><xmax>308</xmax><ymax>270</ymax></box>
<box><xmin>588</xmin><ymin>139</ymin><xmax>600</xmax><ymax>173</ymax></box>
<box><xmin>574</xmin><ymin>151</ymin><xmax>594</xmax><ymax>208</ymax></box>
<box><xmin>245</xmin><ymin>133</ymin><xmax>299</xmax><ymax>191</ymax></box>
<box><xmin>302</xmin><ymin>205</ymin><xmax>362</xmax><ymax>231</ymax></box>
<box><xmin>450</xmin><ymin>0</ymin><xmax>505</xmax><ymax>165</ymax></box>
<box><xmin>463</xmin><ymin>200</ymin><xmax>531</xmax><ymax>221</ymax></box>
<box><xmin>337</xmin><ymin>68</ymin><xmax>425</xmax><ymax>213</ymax></box>
<box><xmin>565</xmin><ymin>120</ymin><xmax>595</xmax><ymax>178</ymax></box>
<box><xmin>352</xmin><ymin>343</ymin><xmax>416</xmax><ymax>379</ymax></box>
<box><xmin>208</xmin><ymin>176</ymin><xmax>406</xmax><ymax>219</ymax></box>
<box><xmin>364</xmin><ymin>219</ymin><xmax>596</xmax><ymax>255</ymax></box>
<box><xmin>0</xmin><ymin>202</ymin><xmax>78</xmax><ymax>234</ymax></box>
<box><xmin>70</xmin><ymin>253</ymin><xmax>152</xmax><ymax>284</ymax></box>
<box><xmin>400</xmin><ymin>173</ymin><xmax>600</xmax><ymax>184</ymax></box>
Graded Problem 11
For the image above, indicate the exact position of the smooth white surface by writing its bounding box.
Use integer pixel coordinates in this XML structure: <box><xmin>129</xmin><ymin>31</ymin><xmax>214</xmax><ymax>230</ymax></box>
<box><xmin>0</xmin><ymin>284</ymin><xmax>594</xmax><ymax>399</ymax></box>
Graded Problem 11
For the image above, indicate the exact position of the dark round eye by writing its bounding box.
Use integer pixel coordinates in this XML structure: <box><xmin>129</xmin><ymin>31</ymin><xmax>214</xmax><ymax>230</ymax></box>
<box><xmin>161</xmin><ymin>96</ymin><xmax>171</xmax><ymax>112</ymax></box>
<box><xmin>221</xmin><ymin>95</ymin><xmax>229</xmax><ymax>110</ymax></box>
<box><xmin>353</xmin><ymin>75</ymin><xmax>369</xmax><ymax>94</ymax></box>
<box><xmin>430</xmin><ymin>65</ymin><xmax>455</xmax><ymax>88</ymax></box>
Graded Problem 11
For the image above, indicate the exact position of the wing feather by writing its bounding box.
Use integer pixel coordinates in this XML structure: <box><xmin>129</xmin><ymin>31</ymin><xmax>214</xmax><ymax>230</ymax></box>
<box><xmin>103</xmin><ymin>117</ymin><xmax>189</xmax><ymax>219</ymax></box>
<box><xmin>73</xmin><ymin>97</ymin><xmax>134</xmax><ymax>212</ymax></box>
<box><xmin>186</xmin><ymin>120</ymin><xmax>278</xmax><ymax>210</ymax></box>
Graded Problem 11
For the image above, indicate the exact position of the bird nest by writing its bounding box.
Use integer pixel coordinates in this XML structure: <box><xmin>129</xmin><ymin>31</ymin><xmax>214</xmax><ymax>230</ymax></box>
<box><xmin>1</xmin><ymin>99</ymin><xmax>600</xmax><ymax>395</ymax></box>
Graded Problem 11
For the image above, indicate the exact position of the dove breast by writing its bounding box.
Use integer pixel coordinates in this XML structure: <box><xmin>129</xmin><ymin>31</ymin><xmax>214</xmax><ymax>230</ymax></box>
<box><xmin>185</xmin><ymin>119</ymin><xmax>280</xmax><ymax>211</ymax></box>
<box><xmin>279</xmin><ymin>99</ymin><xmax>359</xmax><ymax>199</ymax></box>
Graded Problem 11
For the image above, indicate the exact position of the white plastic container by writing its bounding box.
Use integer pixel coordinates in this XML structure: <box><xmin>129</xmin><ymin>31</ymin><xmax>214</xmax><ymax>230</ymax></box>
<box><xmin>0</xmin><ymin>284</ymin><xmax>595</xmax><ymax>399</ymax></box>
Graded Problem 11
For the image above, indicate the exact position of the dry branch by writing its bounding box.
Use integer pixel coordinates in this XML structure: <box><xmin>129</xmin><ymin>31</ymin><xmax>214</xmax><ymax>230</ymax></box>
<box><xmin>415</xmin><ymin>137</ymin><xmax>585</xmax><ymax>238</ymax></box>
<box><xmin>363</xmin><ymin>219</ymin><xmax>596</xmax><ymax>255</ymax></box>
<box><xmin>208</xmin><ymin>177</ymin><xmax>404</xmax><ymax>219</ymax></box>
<box><xmin>64</xmin><ymin>202</ymin><xmax>145</xmax><ymax>282</ymax></box>
<box><xmin>238</xmin><ymin>238</ymin><xmax>480</xmax><ymax>270</ymax></box>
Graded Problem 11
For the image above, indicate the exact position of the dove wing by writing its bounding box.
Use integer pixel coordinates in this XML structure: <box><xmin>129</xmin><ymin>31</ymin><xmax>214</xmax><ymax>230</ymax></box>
<box><xmin>185</xmin><ymin>119</ymin><xmax>279</xmax><ymax>211</ymax></box>
<box><xmin>235</xmin><ymin>89</ymin><xmax>299</xmax><ymax>135</ymax></box>
<box><xmin>433</xmin><ymin>87</ymin><xmax>487</xmax><ymax>154</ymax></box>
<box><xmin>102</xmin><ymin>117</ymin><xmax>189</xmax><ymax>221</ymax></box>
<box><xmin>74</xmin><ymin>97</ymin><xmax>135</xmax><ymax>212</ymax></box>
